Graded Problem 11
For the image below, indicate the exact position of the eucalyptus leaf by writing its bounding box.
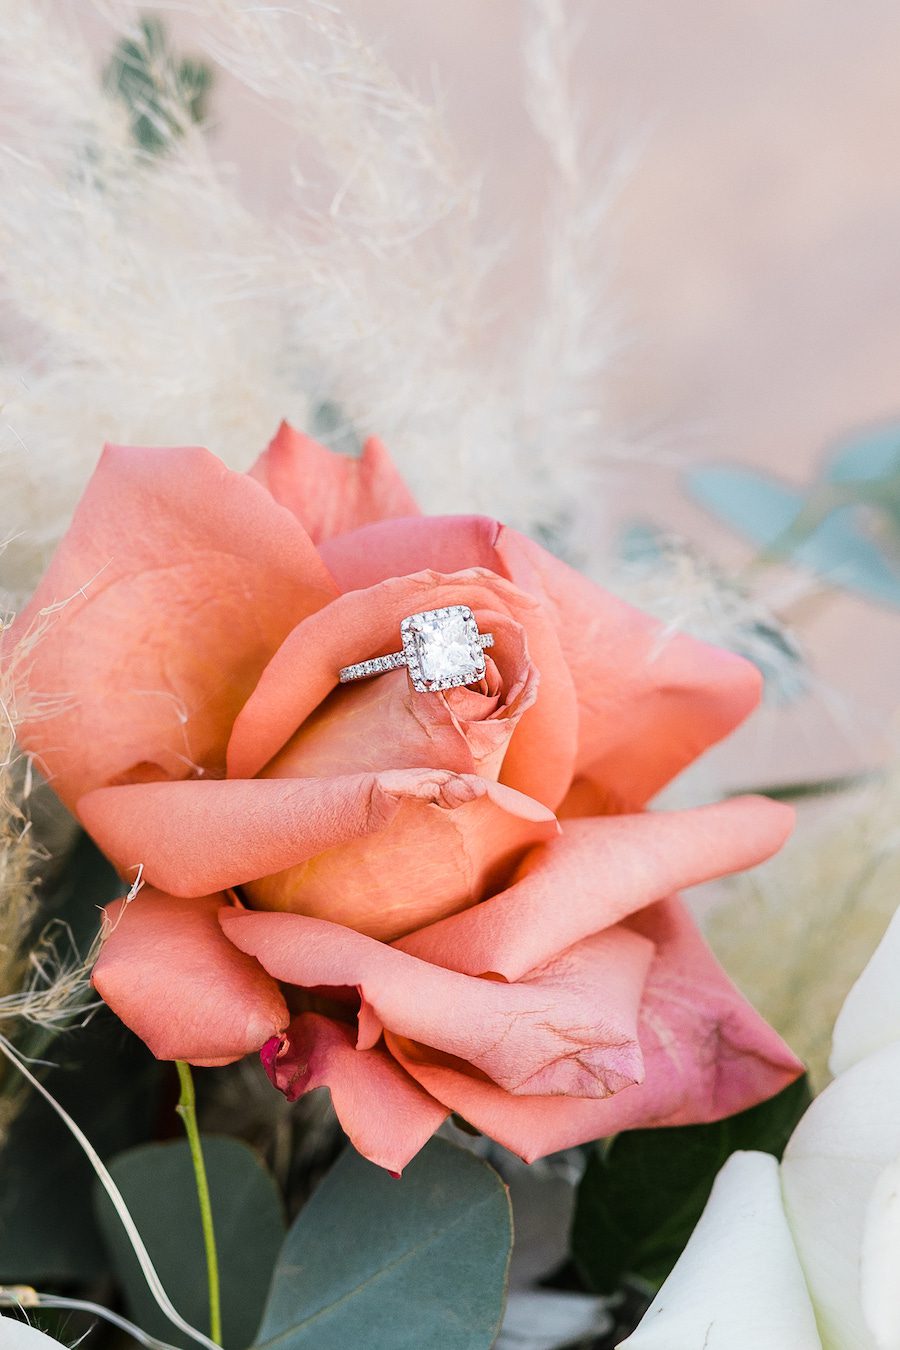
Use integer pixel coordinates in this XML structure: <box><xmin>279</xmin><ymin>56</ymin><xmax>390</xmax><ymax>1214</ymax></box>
<box><xmin>104</xmin><ymin>17</ymin><xmax>213</xmax><ymax>154</ymax></box>
<box><xmin>94</xmin><ymin>1135</ymin><xmax>284</xmax><ymax>1350</ymax></box>
<box><xmin>0</xmin><ymin>1019</ymin><xmax>160</xmax><ymax>1283</ymax></box>
<box><xmin>0</xmin><ymin>827</ymin><xmax>155</xmax><ymax>1283</ymax></box>
<box><xmin>687</xmin><ymin>464</ymin><xmax>900</xmax><ymax>605</ymax></box>
<box><xmin>252</xmin><ymin>1137</ymin><xmax>512</xmax><ymax>1350</ymax></box>
<box><xmin>571</xmin><ymin>1075</ymin><xmax>811</xmax><ymax>1295</ymax></box>
<box><xmin>826</xmin><ymin>422</ymin><xmax>900</xmax><ymax>486</ymax></box>
<box><xmin>686</xmin><ymin>465</ymin><xmax>803</xmax><ymax>547</ymax></box>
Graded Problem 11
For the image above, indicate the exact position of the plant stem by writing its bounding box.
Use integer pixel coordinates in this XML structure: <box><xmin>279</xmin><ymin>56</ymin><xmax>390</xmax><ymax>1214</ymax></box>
<box><xmin>175</xmin><ymin>1061</ymin><xmax>222</xmax><ymax>1346</ymax></box>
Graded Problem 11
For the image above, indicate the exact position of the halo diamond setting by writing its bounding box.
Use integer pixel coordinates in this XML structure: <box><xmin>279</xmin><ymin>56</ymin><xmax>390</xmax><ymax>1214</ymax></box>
<box><xmin>401</xmin><ymin>606</ymin><xmax>489</xmax><ymax>692</ymax></box>
<box><xmin>339</xmin><ymin>605</ymin><xmax>494</xmax><ymax>692</ymax></box>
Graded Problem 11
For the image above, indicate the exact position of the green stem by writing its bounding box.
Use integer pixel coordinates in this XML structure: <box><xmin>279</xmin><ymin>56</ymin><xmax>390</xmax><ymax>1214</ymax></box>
<box><xmin>175</xmin><ymin>1062</ymin><xmax>222</xmax><ymax>1346</ymax></box>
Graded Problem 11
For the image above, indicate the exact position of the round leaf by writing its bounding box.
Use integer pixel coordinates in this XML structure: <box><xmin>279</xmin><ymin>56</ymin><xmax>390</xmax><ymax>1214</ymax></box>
<box><xmin>94</xmin><ymin>1135</ymin><xmax>284</xmax><ymax>1350</ymax></box>
<box><xmin>252</xmin><ymin>1137</ymin><xmax>512</xmax><ymax>1350</ymax></box>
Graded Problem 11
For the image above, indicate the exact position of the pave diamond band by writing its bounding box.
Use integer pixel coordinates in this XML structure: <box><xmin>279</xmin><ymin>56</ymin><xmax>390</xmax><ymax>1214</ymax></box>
<box><xmin>339</xmin><ymin>606</ymin><xmax>495</xmax><ymax>693</ymax></box>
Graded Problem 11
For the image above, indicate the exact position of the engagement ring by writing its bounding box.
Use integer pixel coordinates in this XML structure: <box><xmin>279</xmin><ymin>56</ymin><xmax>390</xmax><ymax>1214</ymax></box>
<box><xmin>339</xmin><ymin>605</ymin><xmax>495</xmax><ymax>693</ymax></box>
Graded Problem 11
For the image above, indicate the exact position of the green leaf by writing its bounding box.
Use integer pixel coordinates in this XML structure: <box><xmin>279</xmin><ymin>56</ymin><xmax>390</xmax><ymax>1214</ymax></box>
<box><xmin>687</xmin><ymin>444</ymin><xmax>900</xmax><ymax>607</ymax></box>
<box><xmin>251</xmin><ymin>1137</ymin><xmax>512</xmax><ymax>1350</ymax></box>
<box><xmin>104</xmin><ymin>16</ymin><xmax>213</xmax><ymax>154</ymax></box>
<box><xmin>0</xmin><ymin>1012</ymin><xmax>161</xmax><ymax>1283</ymax></box>
<box><xmin>0</xmin><ymin>828</ymin><xmax>155</xmax><ymax>1283</ymax></box>
<box><xmin>727</xmin><ymin>771</ymin><xmax>873</xmax><ymax>803</ymax></box>
<box><xmin>94</xmin><ymin>1135</ymin><xmax>284</xmax><ymax>1350</ymax></box>
<box><xmin>571</xmin><ymin>1075</ymin><xmax>812</xmax><ymax>1294</ymax></box>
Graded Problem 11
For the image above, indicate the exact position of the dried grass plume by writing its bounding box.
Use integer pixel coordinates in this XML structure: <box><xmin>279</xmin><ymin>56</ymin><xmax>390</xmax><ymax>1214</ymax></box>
<box><xmin>0</xmin><ymin>0</ymin><xmax>619</xmax><ymax>604</ymax></box>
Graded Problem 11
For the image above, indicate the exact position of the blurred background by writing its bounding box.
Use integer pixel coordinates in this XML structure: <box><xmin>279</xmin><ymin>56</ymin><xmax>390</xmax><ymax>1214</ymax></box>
<box><xmin>53</xmin><ymin>0</ymin><xmax>898</xmax><ymax>787</ymax></box>
<box><xmin>338</xmin><ymin>0</ymin><xmax>900</xmax><ymax>780</ymax></box>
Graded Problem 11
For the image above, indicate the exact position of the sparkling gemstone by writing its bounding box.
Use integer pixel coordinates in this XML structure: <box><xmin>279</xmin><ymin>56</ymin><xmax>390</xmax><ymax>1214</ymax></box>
<box><xmin>401</xmin><ymin>606</ymin><xmax>484</xmax><ymax>691</ymax></box>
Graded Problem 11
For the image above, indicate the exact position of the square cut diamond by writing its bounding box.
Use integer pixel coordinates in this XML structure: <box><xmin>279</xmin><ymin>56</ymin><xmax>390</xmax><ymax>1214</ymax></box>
<box><xmin>400</xmin><ymin>605</ymin><xmax>485</xmax><ymax>692</ymax></box>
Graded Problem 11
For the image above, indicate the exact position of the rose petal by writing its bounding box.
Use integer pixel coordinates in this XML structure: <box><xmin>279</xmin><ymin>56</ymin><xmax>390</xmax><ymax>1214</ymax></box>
<box><xmin>316</xmin><ymin>513</ymin><xmax>506</xmax><ymax>590</ymax></box>
<box><xmin>222</xmin><ymin>910</ymin><xmax>652</xmax><ymax>1098</ymax></box>
<box><xmin>620</xmin><ymin>1152</ymin><xmax>822</xmax><ymax>1349</ymax></box>
<box><xmin>629</xmin><ymin>897</ymin><xmax>804</xmax><ymax>1117</ymax></box>
<box><xmin>249</xmin><ymin>422</ymin><xmax>419</xmax><ymax>543</ymax></box>
<box><xmin>0</xmin><ymin>1320</ymin><xmax>71</xmax><ymax>1349</ymax></box>
<box><xmin>860</xmin><ymin>1154</ymin><xmax>900</xmax><ymax>1350</ymax></box>
<box><xmin>397</xmin><ymin>796</ymin><xmax>794</xmax><ymax>980</ymax></box>
<box><xmin>11</xmin><ymin>443</ymin><xmax>337</xmax><ymax>810</ymax></box>
<box><xmin>79</xmin><ymin>769</ymin><xmax>559</xmax><ymax>940</ymax></box>
<box><xmin>227</xmin><ymin>566</ymin><xmax>578</xmax><ymax>808</ymax></box>
<box><xmin>830</xmin><ymin>901</ymin><xmax>900</xmax><ymax>1078</ymax></box>
<box><xmin>782</xmin><ymin>1043</ymin><xmax>900</xmax><ymax>1350</ymax></box>
<box><xmin>320</xmin><ymin>515</ymin><xmax>762</xmax><ymax>808</ymax></box>
<box><xmin>92</xmin><ymin>889</ymin><xmax>288</xmax><ymax>1065</ymax></box>
<box><xmin>498</xmin><ymin>528</ymin><xmax>763</xmax><ymax>810</ymax></box>
<box><xmin>389</xmin><ymin>899</ymin><xmax>802</xmax><ymax>1161</ymax></box>
<box><xmin>248</xmin><ymin>782</ymin><xmax>558</xmax><ymax>942</ymax></box>
<box><xmin>262</xmin><ymin>1012</ymin><xmax>447</xmax><ymax>1173</ymax></box>
<box><xmin>264</xmin><ymin>611</ymin><xmax>537</xmax><ymax>784</ymax></box>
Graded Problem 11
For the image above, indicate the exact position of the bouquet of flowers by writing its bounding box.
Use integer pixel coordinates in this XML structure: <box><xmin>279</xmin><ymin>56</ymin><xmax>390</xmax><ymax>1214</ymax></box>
<box><xmin>1</xmin><ymin>5</ymin><xmax>898</xmax><ymax>1349</ymax></box>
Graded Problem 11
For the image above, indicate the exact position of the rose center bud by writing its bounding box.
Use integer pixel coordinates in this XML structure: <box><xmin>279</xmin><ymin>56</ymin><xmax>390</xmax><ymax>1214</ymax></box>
<box><xmin>241</xmin><ymin>611</ymin><xmax>544</xmax><ymax>941</ymax></box>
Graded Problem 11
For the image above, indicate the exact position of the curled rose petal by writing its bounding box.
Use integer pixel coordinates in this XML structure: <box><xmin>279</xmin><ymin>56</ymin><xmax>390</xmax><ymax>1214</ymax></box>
<box><xmin>397</xmin><ymin>796</ymin><xmax>794</xmax><ymax>980</ymax></box>
<box><xmin>10</xmin><ymin>444</ymin><xmax>337</xmax><ymax>810</ymax></box>
<box><xmin>92</xmin><ymin>889</ymin><xmax>288</xmax><ymax>1066</ymax></box>
<box><xmin>79</xmin><ymin>769</ymin><xmax>558</xmax><ymax>941</ymax></box>
<box><xmin>264</xmin><ymin>611</ymin><xmax>537</xmax><ymax>784</ymax></box>
<box><xmin>388</xmin><ymin>898</ymin><xmax>802</xmax><ymax>1162</ymax></box>
<box><xmin>319</xmin><ymin>514</ymin><xmax>762</xmax><ymax>809</ymax></box>
<box><xmin>497</xmin><ymin>528</ymin><xmax>764</xmax><ymax>811</ymax></box>
<box><xmin>262</xmin><ymin>1013</ymin><xmax>448</xmax><ymax>1174</ymax></box>
<box><xmin>250</xmin><ymin>421</ymin><xmax>419</xmax><ymax>543</ymax></box>
<box><xmin>221</xmin><ymin>909</ymin><xmax>653</xmax><ymax>1098</ymax></box>
<box><xmin>226</xmin><ymin>567</ymin><xmax>578</xmax><ymax>809</ymax></box>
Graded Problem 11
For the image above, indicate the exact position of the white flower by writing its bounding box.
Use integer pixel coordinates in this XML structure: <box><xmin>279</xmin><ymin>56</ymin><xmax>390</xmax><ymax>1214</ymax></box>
<box><xmin>620</xmin><ymin>902</ymin><xmax>900</xmax><ymax>1350</ymax></box>
<box><xmin>0</xmin><ymin>1319</ymin><xmax>67</xmax><ymax>1349</ymax></box>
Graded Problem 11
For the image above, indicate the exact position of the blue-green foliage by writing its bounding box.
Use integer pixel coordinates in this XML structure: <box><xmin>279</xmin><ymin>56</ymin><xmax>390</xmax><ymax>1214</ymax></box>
<box><xmin>251</xmin><ymin>1137</ymin><xmax>513</xmax><ymax>1350</ymax></box>
<box><xmin>687</xmin><ymin>422</ymin><xmax>900</xmax><ymax>606</ymax></box>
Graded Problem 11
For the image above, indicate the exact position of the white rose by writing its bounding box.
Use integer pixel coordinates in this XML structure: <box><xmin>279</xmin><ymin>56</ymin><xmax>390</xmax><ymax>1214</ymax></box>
<box><xmin>620</xmin><ymin>903</ymin><xmax>900</xmax><ymax>1350</ymax></box>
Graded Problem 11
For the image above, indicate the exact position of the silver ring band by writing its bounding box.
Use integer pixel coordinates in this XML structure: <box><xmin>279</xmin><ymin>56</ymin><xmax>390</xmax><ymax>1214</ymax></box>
<box><xmin>340</xmin><ymin>633</ymin><xmax>494</xmax><ymax>684</ymax></box>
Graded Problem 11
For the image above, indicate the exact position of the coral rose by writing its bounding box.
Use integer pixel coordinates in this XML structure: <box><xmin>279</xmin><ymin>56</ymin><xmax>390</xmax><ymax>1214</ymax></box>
<box><xmin>11</xmin><ymin>423</ymin><xmax>802</xmax><ymax>1173</ymax></box>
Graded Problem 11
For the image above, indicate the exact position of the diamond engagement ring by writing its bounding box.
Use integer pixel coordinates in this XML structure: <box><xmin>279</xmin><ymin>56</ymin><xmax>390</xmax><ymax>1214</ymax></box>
<box><xmin>339</xmin><ymin>605</ymin><xmax>495</xmax><ymax>693</ymax></box>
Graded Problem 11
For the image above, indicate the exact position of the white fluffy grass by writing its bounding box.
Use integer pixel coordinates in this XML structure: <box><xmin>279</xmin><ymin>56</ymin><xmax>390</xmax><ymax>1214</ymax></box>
<box><xmin>0</xmin><ymin>0</ymin><xmax>618</xmax><ymax>604</ymax></box>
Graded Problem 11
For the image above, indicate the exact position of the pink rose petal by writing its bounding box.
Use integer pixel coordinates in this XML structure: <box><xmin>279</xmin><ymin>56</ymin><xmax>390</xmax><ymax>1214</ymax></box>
<box><xmin>397</xmin><ymin>796</ymin><xmax>794</xmax><ymax>980</ymax></box>
<box><xmin>221</xmin><ymin>909</ymin><xmax>653</xmax><ymax>1098</ymax></box>
<box><xmin>262</xmin><ymin>1012</ymin><xmax>447</xmax><ymax>1174</ymax></box>
<box><xmin>250</xmin><ymin>421</ymin><xmax>419</xmax><ymax>543</ymax></box>
<box><xmin>389</xmin><ymin>898</ymin><xmax>803</xmax><ymax>1161</ymax></box>
<box><xmin>92</xmin><ymin>889</ymin><xmax>288</xmax><ymax>1066</ymax></box>
<box><xmin>80</xmin><ymin>769</ymin><xmax>559</xmax><ymax>940</ymax></box>
<box><xmin>11</xmin><ymin>444</ymin><xmax>337</xmax><ymax>809</ymax></box>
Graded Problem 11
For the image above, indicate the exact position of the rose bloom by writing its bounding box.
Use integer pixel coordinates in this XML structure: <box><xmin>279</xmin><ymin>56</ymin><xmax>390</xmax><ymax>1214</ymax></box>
<box><xmin>12</xmin><ymin>424</ymin><xmax>801</xmax><ymax>1173</ymax></box>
